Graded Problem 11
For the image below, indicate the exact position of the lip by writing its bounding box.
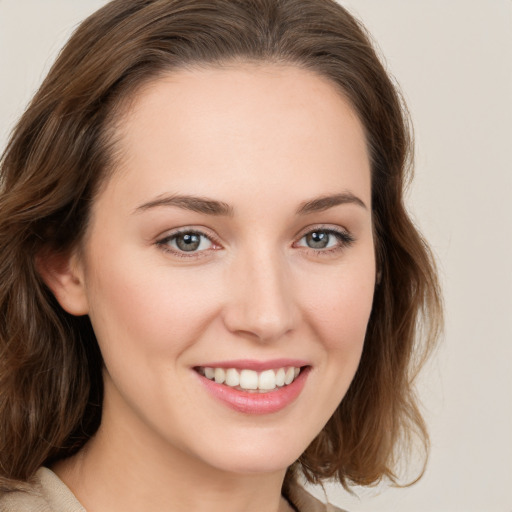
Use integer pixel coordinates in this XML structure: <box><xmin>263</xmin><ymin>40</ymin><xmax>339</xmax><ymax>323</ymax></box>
<box><xmin>195</xmin><ymin>358</ymin><xmax>309</xmax><ymax>372</ymax></box>
<box><xmin>194</xmin><ymin>365</ymin><xmax>311</xmax><ymax>415</ymax></box>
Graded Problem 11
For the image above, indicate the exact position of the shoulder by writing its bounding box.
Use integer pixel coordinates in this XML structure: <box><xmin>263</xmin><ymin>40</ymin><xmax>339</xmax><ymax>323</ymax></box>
<box><xmin>286</xmin><ymin>479</ymin><xmax>349</xmax><ymax>512</ymax></box>
<box><xmin>0</xmin><ymin>468</ymin><xmax>85</xmax><ymax>512</ymax></box>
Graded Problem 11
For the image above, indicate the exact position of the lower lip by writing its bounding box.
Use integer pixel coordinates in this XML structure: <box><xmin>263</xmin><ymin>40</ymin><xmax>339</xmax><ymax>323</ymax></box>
<box><xmin>195</xmin><ymin>367</ymin><xmax>310</xmax><ymax>415</ymax></box>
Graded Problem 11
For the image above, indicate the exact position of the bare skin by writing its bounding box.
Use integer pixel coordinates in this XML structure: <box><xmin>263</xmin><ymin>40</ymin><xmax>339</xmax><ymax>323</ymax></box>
<box><xmin>45</xmin><ymin>63</ymin><xmax>374</xmax><ymax>512</ymax></box>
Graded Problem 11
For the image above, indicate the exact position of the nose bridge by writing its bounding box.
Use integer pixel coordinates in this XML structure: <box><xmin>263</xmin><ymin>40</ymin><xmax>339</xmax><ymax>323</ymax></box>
<box><xmin>222</xmin><ymin>242</ymin><xmax>298</xmax><ymax>342</ymax></box>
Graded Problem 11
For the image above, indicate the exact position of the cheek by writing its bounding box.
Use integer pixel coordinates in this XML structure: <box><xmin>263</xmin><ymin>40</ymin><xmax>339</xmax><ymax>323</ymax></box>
<box><xmin>300</xmin><ymin>259</ymin><xmax>375</xmax><ymax>352</ymax></box>
<box><xmin>83</xmin><ymin>247</ymin><xmax>223</xmax><ymax>364</ymax></box>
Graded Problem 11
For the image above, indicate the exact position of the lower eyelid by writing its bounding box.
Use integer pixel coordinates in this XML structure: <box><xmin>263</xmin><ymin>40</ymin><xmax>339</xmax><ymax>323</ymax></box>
<box><xmin>156</xmin><ymin>227</ymin><xmax>354</xmax><ymax>257</ymax></box>
<box><xmin>156</xmin><ymin>229</ymin><xmax>218</xmax><ymax>253</ymax></box>
<box><xmin>296</xmin><ymin>228</ymin><xmax>354</xmax><ymax>246</ymax></box>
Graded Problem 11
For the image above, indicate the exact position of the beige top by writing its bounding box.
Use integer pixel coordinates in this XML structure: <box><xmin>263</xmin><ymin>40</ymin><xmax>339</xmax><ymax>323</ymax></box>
<box><xmin>0</xmin><ymin>467</ymin><xmax>347</xmax><ymax>512</ymax></box>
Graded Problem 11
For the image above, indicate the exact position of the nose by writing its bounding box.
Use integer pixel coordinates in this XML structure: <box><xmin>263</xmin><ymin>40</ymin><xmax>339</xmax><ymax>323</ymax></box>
<box><xmin>221</xmin><ymin>247</ymin><xmax>299</xmax><ymax>343</ymax></box>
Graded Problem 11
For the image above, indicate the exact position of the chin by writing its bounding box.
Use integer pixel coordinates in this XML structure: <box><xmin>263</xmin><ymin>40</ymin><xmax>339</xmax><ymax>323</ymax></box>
<box><xmin>206</xmin><ymin>453</ymin><xmax>296</xmax><ymax>476</ymax></box>
<box><xmin>188</xmin><ymin>428</ymin><xmax>311</xmax><ymax>476</ymax></box>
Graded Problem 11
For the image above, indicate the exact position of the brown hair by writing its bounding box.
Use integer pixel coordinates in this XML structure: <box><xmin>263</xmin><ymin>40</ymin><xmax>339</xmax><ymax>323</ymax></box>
<box><xmin>0</xmin><ymin>0</ymin><xmax>442</xmax><ymax>493</ymax></box>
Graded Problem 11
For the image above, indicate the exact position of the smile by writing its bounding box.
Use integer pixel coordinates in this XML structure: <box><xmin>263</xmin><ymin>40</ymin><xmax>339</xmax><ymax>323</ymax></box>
<box><xmin>194</xmin><ymin>362</ymin><xmax>311</xmax><ymax>414</ymax></box>
<box><xmin>196</xmin><ymin>366</ymin><xmax>302</xmax><ymax>393</ymax></box>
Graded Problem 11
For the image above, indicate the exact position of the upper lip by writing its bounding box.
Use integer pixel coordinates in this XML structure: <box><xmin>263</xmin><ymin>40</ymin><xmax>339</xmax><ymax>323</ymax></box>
<box><xmin>194</xmin><ymin>359</ymin><xmax>310</xmax><ymax>372</ymax></box>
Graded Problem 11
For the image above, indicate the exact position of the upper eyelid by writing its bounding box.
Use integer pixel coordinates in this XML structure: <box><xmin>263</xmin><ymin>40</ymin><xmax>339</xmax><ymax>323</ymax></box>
<box><xmin>157</xmin><ymin>224</ymin><xmax>351</xmax><ymax>241</ymax></box>
<box><xmin>156</xmin><ymin>223</ymin><xmax>351</xmax><ymax>244</ymax></box>
<box><xmin>157</xmin><ymin>227</ymin><xmax>219</xmax><ymax>242</ymax></box>
<box><xmin>155</xmin><ymin>228</ymin><xmax>220</xmax><ymax>254</ymax></box>
<box><xmin>156</xmin><ymin>229</ymin><xmax>218</xmax><ymax>259</ymax></box>
<box><xmin>294</xmin><ymin>223</ymin><xmax>352</xmax><ymax>240</ymax></box>
<box><xmin>156</xmin><ymin>225</ymin><xmax>353</xmax><ymax>254</ymax></box>
<box><xmin>294</xmin><ymin>227</ymin><xmax>355</xmax><ymax>247</ymax></box>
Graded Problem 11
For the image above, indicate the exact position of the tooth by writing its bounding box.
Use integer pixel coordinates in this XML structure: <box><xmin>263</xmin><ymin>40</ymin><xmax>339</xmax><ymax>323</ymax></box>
<box><xmin>239</xmin><ymin>369</ymin><xmax>258</xmax><ymax>390</ymax></box>
<box><xmin>204</xmin><ymin>367</ymin><xmax>215</xmax><ymax>380</ymax></box>
<box><xmin>214</xmin><ymin>368</ymin><xmax>226</xmax><ymax>384</ymax></box>
<box><xmin>225</xmin><ymin>368</ymin><xmax>240</xmax><ymax>387</ymax></box>
<box><xmin>258</xmin><ymin>369</ymin><xmax>276</xmax><ymax>390</ymax></box>
<box><xmin>275</xmin><ymin>368</ymin><xmax>286</xmax><ymax>387</ymax></box>
<box><xmin>284</xmin><ymin>367</ymin><xmax>295</xmax><ymax>385</ymax></box>
<box><xmin>294</xmin><ymin>367</ymin><xmax>300</xmax><ymax>378</ymax></box>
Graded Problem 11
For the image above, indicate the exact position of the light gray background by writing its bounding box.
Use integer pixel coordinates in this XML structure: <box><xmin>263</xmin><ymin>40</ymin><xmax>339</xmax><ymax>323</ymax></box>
<box><xmin>1</xmin><ymin>1</ymin><xmax>511</xmax><ymax>511</ymax></box>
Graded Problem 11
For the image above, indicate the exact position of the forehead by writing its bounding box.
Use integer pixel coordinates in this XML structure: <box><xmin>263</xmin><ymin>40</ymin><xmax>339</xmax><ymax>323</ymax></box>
<box><xmin>101</xmin><ymin>63</ymin><xmax>371</xmax><ymax>213</ymax></box>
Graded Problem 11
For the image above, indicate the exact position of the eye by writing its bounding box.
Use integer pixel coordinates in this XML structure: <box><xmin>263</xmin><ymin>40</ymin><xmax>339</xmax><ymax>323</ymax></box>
<box><xmin>157</xmin><ymin>229</ymin><xmax>216</xmax><ymax>255</ymax></box>
<box><xmin>295</xmin><ymin>228</ymin><xmax>355</xmax><ymax>252</ymax></box>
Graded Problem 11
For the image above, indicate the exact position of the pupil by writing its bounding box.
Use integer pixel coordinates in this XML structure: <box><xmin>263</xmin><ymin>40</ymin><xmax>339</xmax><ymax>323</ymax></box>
<box><xmin>177</xmin><ymin>233</ymin><xmax>200</xmax><ymax>251</ymax></box>
<box><xmin>307</xmin><ymin>231</ymin><xmax>329</xmax><ymax>249</ymax></box>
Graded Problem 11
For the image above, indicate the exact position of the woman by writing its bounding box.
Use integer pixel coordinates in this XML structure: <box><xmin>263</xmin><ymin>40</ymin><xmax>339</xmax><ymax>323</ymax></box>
<box><xmin>0</xmin><ymin>1</ymin><xmax>442</xmax><ymax>511</ymax></box>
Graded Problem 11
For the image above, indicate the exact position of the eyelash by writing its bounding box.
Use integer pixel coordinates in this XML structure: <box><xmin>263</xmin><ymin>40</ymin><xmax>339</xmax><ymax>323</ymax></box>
<box><xmin>295</xmin><ymin>227</ymin><xmax>355</xmax><ymax>256</ymax></box>
<box><xmin>156</xmin><ymin>229</ymin><xmax>221</xmax><ymax>259</ymax></box>
<box><xmin>155</xmin><ymin>226</ymin><xmax>355</xmax><ymax>259</ymax></box>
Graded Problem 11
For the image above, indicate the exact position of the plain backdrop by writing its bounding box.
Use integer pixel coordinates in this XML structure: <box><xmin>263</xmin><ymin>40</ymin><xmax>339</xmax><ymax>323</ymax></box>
<box><xmin>1</xmin><ymin>1</ymin><xmax>511</xmax><ymax>511</ymax></box>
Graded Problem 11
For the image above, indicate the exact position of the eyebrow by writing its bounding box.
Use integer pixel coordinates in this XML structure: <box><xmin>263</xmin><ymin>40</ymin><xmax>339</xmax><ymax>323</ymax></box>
<box><xmin>134</xmin><ymin>194</ymin><xmax>234</xmax><ymax>216</ymax></box>
<box><xmin>296</xmin><ymin>192</ymin><xmax>367</xmax><ymax>215</ymax></box>
<box><xmin>134</xmin><ymin>191</ymin><xmax>367</xmax><ymax>216</ymax></box>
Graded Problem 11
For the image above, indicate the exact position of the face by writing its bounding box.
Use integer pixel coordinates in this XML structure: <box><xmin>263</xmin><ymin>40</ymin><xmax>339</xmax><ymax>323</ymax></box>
<box><xmin>67</xmin><ymin>64</ymin><xmax>375</xmax><ymax>475</ymax></box>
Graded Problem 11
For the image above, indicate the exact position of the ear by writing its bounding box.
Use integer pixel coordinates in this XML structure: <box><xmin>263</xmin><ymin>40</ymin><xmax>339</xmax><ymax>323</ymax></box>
<box><xmin>35</xmin><ymin>248</ymin><xmax>89</xmax><ymax>316</ymax></box>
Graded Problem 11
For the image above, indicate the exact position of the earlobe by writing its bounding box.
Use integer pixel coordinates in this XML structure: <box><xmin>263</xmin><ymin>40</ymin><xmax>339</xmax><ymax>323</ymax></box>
<box><xmin>35</xmin><ymin>248</ymin><xmax>89</xmax><ymax>316</ymax></box>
